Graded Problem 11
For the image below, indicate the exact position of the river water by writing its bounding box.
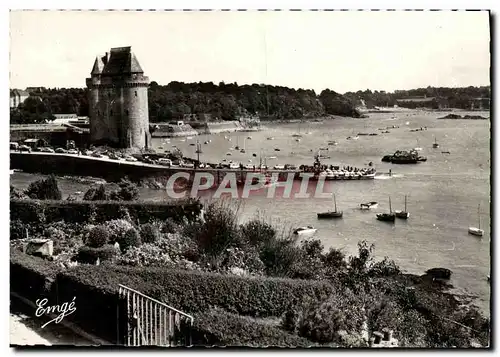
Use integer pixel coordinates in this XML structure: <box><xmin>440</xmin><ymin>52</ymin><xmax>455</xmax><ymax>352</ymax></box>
<box><xmin>10</xmin><ymin>110</ymin><xmax>491</xmax><ymax>314</ymax></box>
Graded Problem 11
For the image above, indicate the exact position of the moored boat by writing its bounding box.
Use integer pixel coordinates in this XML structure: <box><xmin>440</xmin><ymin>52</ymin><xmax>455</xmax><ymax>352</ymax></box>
<box><xmin>433</xmin><ymin>136</ymin><xmax>440</xmax><ymax>148</ymax></box>
<box><xmin>317</xmin><ymin>194</ymin><xmax>343</xmax><ymax>219</ymax></box>
<box><xmin>293</xmin><ymin>225</ymin><xmax>317</xmax><ymax>237</ymax></box>
<box><xmin>468</xmin><ymin>204</ymin><xmax>484</xmax><ymax>237</ymax></box>
<box><xmin>395</xmin><ymin>195</ymin><xmax>410</xmax><ymax>219</ymax></box>
<box><xmin>360</xmin><ymin>201</ymin><xmax>378</xmax><ymax>210</ymax></box>
<box><xmin>376</xmin><ymin>197</ymin><xmax>395</xmax><ymax>222</ymax></box>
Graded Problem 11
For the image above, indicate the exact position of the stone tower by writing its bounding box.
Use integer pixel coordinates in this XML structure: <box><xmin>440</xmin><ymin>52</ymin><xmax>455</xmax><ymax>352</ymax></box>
<box><xmin>86</xmin><ymin>47</ymin><xmax>151</xmax><ymax>149</ymax></box>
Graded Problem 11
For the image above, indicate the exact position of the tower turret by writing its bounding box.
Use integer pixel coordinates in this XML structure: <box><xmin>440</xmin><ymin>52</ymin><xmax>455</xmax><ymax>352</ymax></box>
<box><xmin>86</xmin><ymin>47</ymin><xmax>151</xmax><ymax>150</ymax></box>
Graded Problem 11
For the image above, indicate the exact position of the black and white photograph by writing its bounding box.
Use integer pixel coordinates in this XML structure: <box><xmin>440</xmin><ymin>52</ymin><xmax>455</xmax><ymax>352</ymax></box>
<box><xmin>8</xmin><ymin>8</ymin><xmax>492</xmax><ymax>348</ymax></box>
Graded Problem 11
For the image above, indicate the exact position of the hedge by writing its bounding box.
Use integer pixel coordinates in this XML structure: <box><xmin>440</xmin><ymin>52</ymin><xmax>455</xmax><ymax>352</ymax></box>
<box><xmin>10</xmin><ymin>199</ymin><xmax>202</xmax><ymax>224</ymax></box>
<box><xmin>58</xmin><ymin>265</ymin><xmax>335</xmax><ymax>318</ymax></box>
<box><xmin>10</xmin><ymin>248</ymin><xmax>61</xmax><ymax>302</ymax></box>
<box><xmin>191</xmin><ymin>309</ymin><xmax>315</xmax><ymax>347</ymax></box>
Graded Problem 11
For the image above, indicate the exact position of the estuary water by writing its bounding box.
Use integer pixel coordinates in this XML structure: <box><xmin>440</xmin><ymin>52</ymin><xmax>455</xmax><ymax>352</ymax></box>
<box><xmin>10</xmin><ymin>110</ymin><xmax>491</xmax><ymax>313</ymax></box>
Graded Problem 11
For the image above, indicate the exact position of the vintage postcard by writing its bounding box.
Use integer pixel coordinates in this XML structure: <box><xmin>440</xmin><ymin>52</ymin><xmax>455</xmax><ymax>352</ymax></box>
<box><xmin>9</xmin><ymin>9</ymin><xmax>491</xmax><ymax>348</ymax></box>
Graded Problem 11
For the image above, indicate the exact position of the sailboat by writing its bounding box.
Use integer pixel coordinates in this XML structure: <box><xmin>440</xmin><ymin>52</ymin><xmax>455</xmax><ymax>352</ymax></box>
<box><xmin>395</xmin><ymin>195</ymin><xmax>410</xmax><ymax>219</ymax></box>
<box><xmin>317</xmin><ymin>194</ymin><xmax>343</xmax><ymax>219</ymax></box>
<box><xmin>235</xmin><ymin>136</ymin><xmax>240</xmax><ymax>150</ymax></box>
<box><xmin>414</xmin><ymin>139</ymin><xmax>423</xmax><ymax>151</ymax></box>
<box><xmin>240</xmin><ymin>137</ymin><xmax>246</xmax><ymax>153</ymax></box>
<box><xmin>376</xmin><ymin>197</ymin><xmax>396</xmax><ymax>222</ymax></box>
<box><xmin>468</xmin><ymin>204</ymin><xmax>484</xmax><ymax>237</ymax></box>
<box><xmin>433</xmin><ymin>136</ymin><xmax>440</xmax><ymax>148</ymax></box>
<box><xmin>292</xmin><ymin>122</ymin><xmax>303</xmax><ymax>138</ymax></box>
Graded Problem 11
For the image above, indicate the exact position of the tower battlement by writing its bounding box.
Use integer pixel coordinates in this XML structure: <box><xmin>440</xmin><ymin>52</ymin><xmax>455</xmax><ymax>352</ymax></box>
<box><xmin>86</xmin><ymin>47</ymin><xmax>151</xmax><ymax>150</ymax></box>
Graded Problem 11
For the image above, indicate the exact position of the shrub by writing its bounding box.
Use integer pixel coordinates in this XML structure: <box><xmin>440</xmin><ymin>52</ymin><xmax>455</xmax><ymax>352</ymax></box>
<box><xmin>116</xmin><ymin>243</ymin><xmax>173</xmax><ymax>267</ymax></box>
<box><xmin>240</xmin><ymin>218</ymin><xmax>277</xmax><ymax>248</ymax></box>
<box><xmin>120</xmin><ymin>228</ymin><xmax>141</xmax><ymax>252</ymax></box>
<box><xmin>24</xmin><ymin>175</ymin><xmax>62</xmax><ymax>200</ymax></box>
<box><xmin>10</xmin><ymin>199</ymin><xmax>202</xmax><ymax>225</ymax></box>
<box><xmin>291</xmin><ymin>289</ymin><xmax>366</xmax><ymax>345</ymax></box>
<box><xmin>194</xmin><ymin>201</ymin><xmax>242</xmax><ymax>258</ymax></box>
<box><xmin>75</xmin><ymin>245</ymin><xmax>118</xmax><ymax>264</ymax></box>
<box><xmin>83</xmin><ymin>184</ymin><xmax>108</xmax><ymax>201</ymax></box>
<box><xmin>87</xmin><ymin>226</ymin><xmax>110</xmax><ymax>248</ymax></box>
<box><xmin>10</xmin><ymin>220</ymin><xmax>27</xmax><ymax>240</ymax></box>
<box><xmin>10</xmin><ymin>248</ymin><xmax>61</xmax><ymax>302</ymax></box>
<box><xmin>10</xmin><ymin>185</ymin><xmax>28</xmax><ymax>200</ymax></box>
<box><xmin>140</xmin><ymin>223</ymin><xmax>160</xmax><ymax>244</ymax></box>
<box><xmin>60</xmin><ymin>264</ymin><xmax>335</xmax><ymax>318</ymax></box>
<box><xmin>109</xmin><ymin>179</ymin><xmax>139</xmax><ymax>201</ymax></box>
<box><xmin>259</xmin><ymin>237</ymin><xmax>301</xmax><ymax>278</ymax></box>
<box><xmin>192</xmin><ymin>308</ymin><xmax>315</xmax><ymax>347</ymax></box>
<box><xmin>106</xmin><ymin>219</ymin><xmax>134</xmax><ymax>243</ymax></box>
<box><xmin>162</xmin><ymin>218</ymin><xmax>180</xmax><ymax>234</ymax></box>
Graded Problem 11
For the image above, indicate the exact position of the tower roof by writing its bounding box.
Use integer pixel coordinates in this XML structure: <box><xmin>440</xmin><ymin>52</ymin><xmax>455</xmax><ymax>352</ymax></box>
<box><xmin>101</xmin><ymin>46</ymin><xmax>144</xmax><ymax>76</ymax></box>
<box><xmin>91</xmin><ymin>56</ymin><xmax>105</xmax><ymax>75</ymax></box>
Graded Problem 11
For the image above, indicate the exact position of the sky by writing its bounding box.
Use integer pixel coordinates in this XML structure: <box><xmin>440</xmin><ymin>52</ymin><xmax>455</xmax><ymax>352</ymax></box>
<box><xmin>9</xmin><ymin>10</ymin><xmax>491</xmax><ymax>94</ymax></box>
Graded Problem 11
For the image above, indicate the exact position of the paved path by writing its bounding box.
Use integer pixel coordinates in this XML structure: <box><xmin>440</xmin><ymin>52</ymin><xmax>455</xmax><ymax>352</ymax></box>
<box><xmin>10</xmin><ymin>297</ymin><xmax>94</xmax><ymax>347</ymax></box>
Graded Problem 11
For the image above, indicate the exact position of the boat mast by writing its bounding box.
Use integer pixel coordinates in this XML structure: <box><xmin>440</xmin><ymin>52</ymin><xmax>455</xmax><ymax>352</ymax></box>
<box><xmin>478</xmin><ymin>204</ymin><xmax>481</xmax><ymax>229</ymax></box>
<box><xmin>334</xmin><ymin>194</ymin><xmax>337</xmax><ymax>212</ymax></box>
<box><xmin>389</xmin><ymin>197</ymin><xmax>392</xmax><ymax>213</ymax></box>
<box><xmin>405</xmin><ymin>195</ymin><xmax>407</xmax><ymax>212</ymax></box>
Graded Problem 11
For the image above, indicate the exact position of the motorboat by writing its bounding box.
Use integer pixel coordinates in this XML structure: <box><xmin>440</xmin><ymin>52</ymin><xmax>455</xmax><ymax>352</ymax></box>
<box><xmin>267</xmin><ymin>137</ymin><xmax>275</xmax><ymax>140</ymax></box>
<box><xmin>274</xmin><ymin>148</ymin><xmax>281</xmax><ymax>152</ymax></box>
<box><xmin>317</xmin><ymin>194</ymin><xmax>343</xmax><ymax>219</ymax></box>
<box><xmin>395</xmin><ymin>195</ymin><xmax>410</xmax><ymax>219</ymax></box>
<box><xmin>293</xmin><ymin>225</ymin><xmax>317</xmax><ymax>237</ymax></box>
<box><xmin>360</xmin><ymin>201</ymin><xmax>378</xmax><ymax>210</ymax></box>
<box><xmin>468</xmin><ymin>204</ymin><xmax>484</xmax><ymax>237</ymax></box>
<box><xmin>376</xmin><ymin>197</ymin><xmax>396</xmax><ymax>222</ymax></box>
<box><xmin>328</xmin><ymin>141</ymin><xmax>338</xmax><ymax>146</ymax></box>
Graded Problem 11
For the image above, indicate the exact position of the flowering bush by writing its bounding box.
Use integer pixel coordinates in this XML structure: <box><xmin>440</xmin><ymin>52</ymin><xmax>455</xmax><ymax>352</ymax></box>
<box><xmin>106</xmin><ymin>219</ymin><xmax>135</xmax><ymax>243</ymax></box>
<box><xmin>140</xmin><ymin>222</ymin><xmax>161</xmax><ymax>244</ymax></box>
<box><xmin>219</xmin><ymin>247</ymin><xmax>265</xmax><ymax>276</ymax></box>
<box><xmin>117</xmin><ymin>243</ymin><xmax>172</xmax><ymax>267</ymax></box>
<box><xmin>87</xmin><ymin>226</ymin><xmax>110</xmax><ymax>248</ymax></box>
<box><xmin>120</xmin><ymin>228</ymin><xmax>141</xmax><ymax>252</ymax></box>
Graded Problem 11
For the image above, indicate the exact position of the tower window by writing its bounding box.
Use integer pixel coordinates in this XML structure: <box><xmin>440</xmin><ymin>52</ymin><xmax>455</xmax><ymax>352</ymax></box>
<box><xmin>134</xmin><ymin>91</ymin><xmax>137</xmax><ymax>97</ymax></box>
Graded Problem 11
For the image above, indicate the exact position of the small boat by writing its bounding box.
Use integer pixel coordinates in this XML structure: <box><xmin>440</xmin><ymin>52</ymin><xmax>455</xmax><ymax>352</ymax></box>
<box><xmin>189</xmin><ymin>143</ymin><xmax>196</xmax><ymax>146</ymax></box>
<box><xmin>226</xmin><ymin>152</ymin><xmax>232</xmax><ymax>156</ymax></box>
<box><xmin>295</xmin><ymin>138</ymin><xmax>301</xmax><ymax>142</ymax></box>
<box><xmin>240</xmin><ymin>149</ymin><xmax>246</xmax><ymax>153</ymax></box>
<box><xmin>395</xmin><ymin>195</ymin><xmax>410</xmax><ymax>219</ymax></box>
<box><xmin>293</xmin><ymin>225</ymin><xmax>317</xmax><ymax>237</ymax></box>
<box><xmin>274</xmin><ymin>148</ymin><xmax>281</xmax><ymax>152</ymax></box>
<box><xmin>186</xmin><ymin>136</ymin><xmax>193</xmax><ymax>140</ymax></box>
<box><xmin>204</xmin><ymin>141</ymin><xmax>209</xmax><ymax>144</ymax></box>
<box><xmin>179</xmin><ymin>139</ymin><xmax>186</xmax><ymax>142</ymax></box>
<box><xmin>267</xmin><ymin>137</ymin><xmax>275</xmax><ymax>140</ymax></box>
<box><xmin>317</xmin><ymin>194</ymin><xmax>343</xmax><ymax>219</ymax></box>
<box><xmin>247</xmin><ymin>136</ymin><xmax>252</xmax><ymax>140</ymax></box>
<box><xmin>195</xmin><ymin>148</ymin><xmax>203</xmax><ymax>154</ymax></box>
<box><xmin>235</xmin><ymin>137</ymin><xmax>240</xmax><ymax>150</ymax></box>
<box><xmin>468</xmin><ymin>204</ymin><xmax>484</xmax><ymax>237</ymax></box>
<box><xmin>433</xmin><ymin>136</ymin><xmax>440</xmax><ymax>148</ymax></box>
<box><xmin>319</xmin><ymin>147</ymin><xmax>329</xmax><ymax>151</ymax></box>
<box><xmin>328</xmin><ymin>141</ymin><xmax>338</xmax><ymax>146</ymax></box>
<box><xmin>376</xmin><ymin>197</ymin><xmax>396</xmax><ymax>222</ymax></box>
<box><xmin>442</xmin><ymin>151</ymin><xmax>451</xmax><ymax>154</ymax></box>
<box><xmin>158</xmin><ymin>146</ymin><xmax>164</xmax><ymax>150</ymax></box>
<box><xmin>268</xmin><ymin>156</ymin><xmax>277</xmax><ymax>160</ymax></box>
<box><xmin>360</xmin><ymin>201</ymin><xmax>378</xmax><ymax>210</ymax></box>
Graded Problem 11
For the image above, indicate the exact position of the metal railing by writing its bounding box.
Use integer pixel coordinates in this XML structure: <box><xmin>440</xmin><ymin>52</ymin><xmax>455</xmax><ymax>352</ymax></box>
<box><xmin>118</xmin><ymin>284</ymin><xmax>193</xmax><ymax>347</ymax></box>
